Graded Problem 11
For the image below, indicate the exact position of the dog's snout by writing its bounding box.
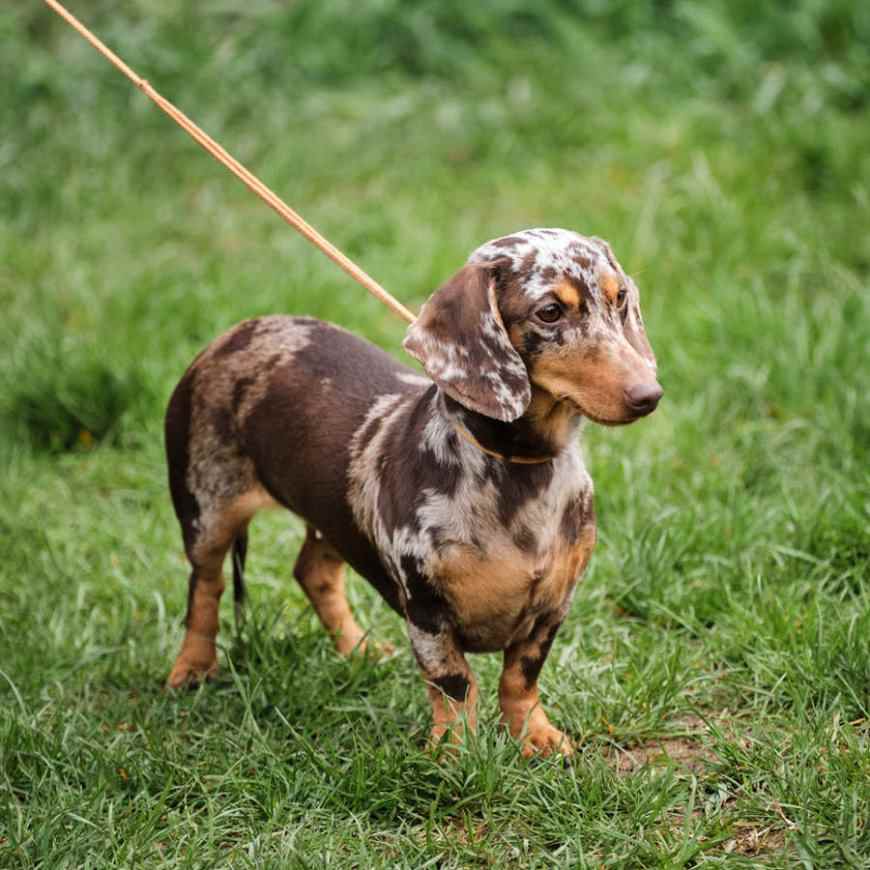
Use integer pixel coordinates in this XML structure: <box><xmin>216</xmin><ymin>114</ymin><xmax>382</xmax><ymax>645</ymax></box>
<box><xmin>624</xmin><ymin>382</ymin><xmax>663</xmax><ymax>417</ymax></box>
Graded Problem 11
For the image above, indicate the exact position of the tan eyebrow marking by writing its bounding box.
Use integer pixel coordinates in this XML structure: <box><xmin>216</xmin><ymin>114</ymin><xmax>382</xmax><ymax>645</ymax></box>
<box><xmin>599</xmin><ymin>272</ymin><xmax>620</xmax><ymax>303</ymax></box>
<box><xmin>553</xmin><ymin>281</ymin><xmax>581</xmax><ymax>309</ymax></box>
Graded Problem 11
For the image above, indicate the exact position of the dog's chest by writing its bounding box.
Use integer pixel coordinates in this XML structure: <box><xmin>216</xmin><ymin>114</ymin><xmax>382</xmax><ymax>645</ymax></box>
<box><xmin>417</xmin><ymin>452</ymin><xmax>595</xmax><ymax>651</ymax></box>
<box><xmin>441</xmin><ymin>543</ymin><xmax>590</xmax><ymax>651</ymax></box>
<box><xmin>347</xmin><ymin>393</ymin><xmax>595</xmax><ymax>650</ymax></box>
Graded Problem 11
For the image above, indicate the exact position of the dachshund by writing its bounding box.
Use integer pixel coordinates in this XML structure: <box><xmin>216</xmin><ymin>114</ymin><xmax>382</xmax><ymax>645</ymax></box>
<box><xmin>164</xmin><ymin>228</ymin><xmax>662</xmax><ymax>756</ymax></box>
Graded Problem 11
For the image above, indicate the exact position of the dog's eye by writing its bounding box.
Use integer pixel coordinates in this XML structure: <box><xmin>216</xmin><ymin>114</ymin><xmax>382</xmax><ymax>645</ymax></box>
<box><xmin>536</xmin><ymin>304</ymin><xmax>563</xmax><ymax>324</ymax></box>
<box><xmin>617</xmin><ymin>288</ymin><xmax>628</xmax><ymax>308</ymax></box>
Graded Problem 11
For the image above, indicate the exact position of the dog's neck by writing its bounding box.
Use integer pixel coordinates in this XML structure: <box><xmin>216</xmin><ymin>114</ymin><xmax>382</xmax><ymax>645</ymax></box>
<box><xmin>440</xmin><ymin>389</ymin><xmax>582</xmax><ymax>464</ymax></box>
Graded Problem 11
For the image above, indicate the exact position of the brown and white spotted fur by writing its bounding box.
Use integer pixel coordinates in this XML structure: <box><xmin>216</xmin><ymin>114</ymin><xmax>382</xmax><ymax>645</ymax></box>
<box><xmin>165</xmin><ymin>228</ymin><xmax>662</xmax><ymax>757</ymax></box>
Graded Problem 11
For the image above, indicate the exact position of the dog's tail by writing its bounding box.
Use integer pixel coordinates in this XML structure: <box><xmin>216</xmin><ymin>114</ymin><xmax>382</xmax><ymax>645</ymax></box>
<box><xmin>231</xmin><ymin>531</ymin><xmax>248</xmax><ymax>633</ymax></box>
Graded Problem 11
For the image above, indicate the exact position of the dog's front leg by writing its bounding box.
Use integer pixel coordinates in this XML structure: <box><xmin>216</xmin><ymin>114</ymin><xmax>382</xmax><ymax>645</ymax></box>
<box><xmin>499</xmin><ymin>614</ymin><xmax>573</xmax><ymax>758</ymax></box>
<box><xmin>406</xmin><ymin>621</ymin><xmax>478</xmax><ymax>751</ymax></box>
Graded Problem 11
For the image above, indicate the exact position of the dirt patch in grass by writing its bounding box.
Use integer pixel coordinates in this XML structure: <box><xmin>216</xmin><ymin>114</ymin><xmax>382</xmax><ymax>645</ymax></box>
<box><xmin>610</xmin><ymin>735</ymin><xmax>717</xmax><ymax>774</ymax></box>
<box><xmin>608</xmin><ymin>716</ymin><xmax>796</xmax><ymax>861</ymax></box>
<box><xmin>723</xmin><ymin>823</ymin><xmax>788</xmax><ymax>857</ymax></box>
<box><xmin>607</xmin><ymin>715</ymin><xmax>720</xmax><ymax>775</ymax></box>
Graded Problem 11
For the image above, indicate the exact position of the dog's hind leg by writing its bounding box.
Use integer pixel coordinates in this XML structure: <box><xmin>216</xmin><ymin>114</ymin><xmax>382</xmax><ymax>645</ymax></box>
<box><xmin>164</xmin><ymin>360</ymin><xmax>276</xmax><ymax>689</ymax></box>
<box><xmin>166</xmin><ymin>491</ymin><xmax>268</xmax><ymax>689</ymax></box>
<box><xmin>293</xmin><ymin>525</ymin><xmax>384</xmax><ymax>657</ymax></box>
<box><xmin>167</xmin><ymin>520</ymin><xmax>232</xmax><ymax>689</ymax></box>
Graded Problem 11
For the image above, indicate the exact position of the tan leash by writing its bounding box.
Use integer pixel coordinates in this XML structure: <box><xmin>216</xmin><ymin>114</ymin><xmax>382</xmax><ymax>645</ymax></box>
<box><xmin>43</xmin><ymin>0</ymin><xmax>417</xmax><ymax>326</ymax></box>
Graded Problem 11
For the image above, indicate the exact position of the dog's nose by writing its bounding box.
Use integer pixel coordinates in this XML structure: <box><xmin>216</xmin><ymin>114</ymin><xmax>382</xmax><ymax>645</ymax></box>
<box><xmin>624</xmin><ymin>382</ymin><xmax>663</xmax><ymax>416</ymax></box>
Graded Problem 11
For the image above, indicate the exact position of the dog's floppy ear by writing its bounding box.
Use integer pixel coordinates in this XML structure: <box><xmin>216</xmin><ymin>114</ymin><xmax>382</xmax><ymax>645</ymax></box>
<box><xmin>403</xmin><ymin>262</ymin><xmax>531</xmax><ymax>422</ymax></box>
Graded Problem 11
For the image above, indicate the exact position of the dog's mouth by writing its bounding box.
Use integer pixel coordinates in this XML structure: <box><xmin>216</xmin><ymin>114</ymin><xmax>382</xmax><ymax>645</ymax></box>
<box><xmin>558</xmin><ymin>395</ymin><xmax>639</xmax><ymax>427</ymax></box>
<box><xmin>585</xmin><ymin>410</ymin><xmax>639</xmax><ymax>427</ymax></box>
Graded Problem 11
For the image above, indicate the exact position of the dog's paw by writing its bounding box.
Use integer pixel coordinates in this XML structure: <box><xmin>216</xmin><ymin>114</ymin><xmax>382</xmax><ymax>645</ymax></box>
<box><xmin>520</xmin><ymin>724</ymin><xmax>574</xmax><ymax>759</ymax></box>
<box><xmin>166</xmin><ymin>656</ymin><xmax>218</xmax><ymax>690</ymax></box>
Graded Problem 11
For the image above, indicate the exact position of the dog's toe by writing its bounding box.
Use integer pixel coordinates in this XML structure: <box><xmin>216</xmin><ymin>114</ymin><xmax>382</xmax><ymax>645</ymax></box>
<box><xmin>520</xmin><ymin>724</ymin><xmax>574</xmax><ymax>759</ymax></box>
<box><xmin>166</xmin><ymin>657</ymin><xmax>218</xmax><ymax>690</ymax></box>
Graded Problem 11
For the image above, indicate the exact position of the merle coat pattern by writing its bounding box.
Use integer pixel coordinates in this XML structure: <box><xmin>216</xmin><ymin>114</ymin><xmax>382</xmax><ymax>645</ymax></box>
<box><xmin>165</xmin><ymin>228</ymin><xmax>662</xmax><ymax>756</ymax></box>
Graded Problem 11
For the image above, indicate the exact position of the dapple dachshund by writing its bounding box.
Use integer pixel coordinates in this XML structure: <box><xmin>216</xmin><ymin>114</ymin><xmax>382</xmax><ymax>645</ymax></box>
<box><xmin>164</xmin><ymin>228</ymin><xmax>662</xmax><ymax>757</ymax></box>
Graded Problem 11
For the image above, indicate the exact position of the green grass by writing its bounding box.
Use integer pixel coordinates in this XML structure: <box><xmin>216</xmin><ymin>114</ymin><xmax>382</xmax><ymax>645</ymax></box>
<box><xmin>2</xmin><ymin>2</ymin><xmax>869</xmax><ymax>866</ymax></box>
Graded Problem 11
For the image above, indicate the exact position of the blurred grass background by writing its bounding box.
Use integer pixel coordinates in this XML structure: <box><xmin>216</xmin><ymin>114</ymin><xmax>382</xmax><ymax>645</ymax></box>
<box><xmin>1</xmin><ymin>2</ymin><xmax>868</xmax><ymax>866</ymax></box>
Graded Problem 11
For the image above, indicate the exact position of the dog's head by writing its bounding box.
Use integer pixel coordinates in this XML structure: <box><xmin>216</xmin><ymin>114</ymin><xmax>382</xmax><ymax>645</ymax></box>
<box><xmin>404</xmin><ymin>228</ymin><xmax>661</xmax><ymax>424</ymax></box>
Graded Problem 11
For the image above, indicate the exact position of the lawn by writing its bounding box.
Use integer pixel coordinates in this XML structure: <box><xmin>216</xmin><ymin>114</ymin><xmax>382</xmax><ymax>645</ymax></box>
<box><xmin>1</xmin><ymin>2</ymin><xmax>869</xmax><ymax>866</ymax></box>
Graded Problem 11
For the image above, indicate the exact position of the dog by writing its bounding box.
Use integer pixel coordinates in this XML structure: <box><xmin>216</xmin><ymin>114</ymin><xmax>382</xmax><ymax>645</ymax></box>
<box><xmin>164</xmin><ymin>228</ymin><xmax>661</xmax><ymax>757</ymax></box>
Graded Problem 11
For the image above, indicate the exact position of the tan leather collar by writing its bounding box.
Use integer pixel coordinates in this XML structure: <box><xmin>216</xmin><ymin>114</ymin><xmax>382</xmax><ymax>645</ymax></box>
<box><xmin>453</xmin><ymin>422</ymin><xmax>554</xmax><ymax>465</ymax></box>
